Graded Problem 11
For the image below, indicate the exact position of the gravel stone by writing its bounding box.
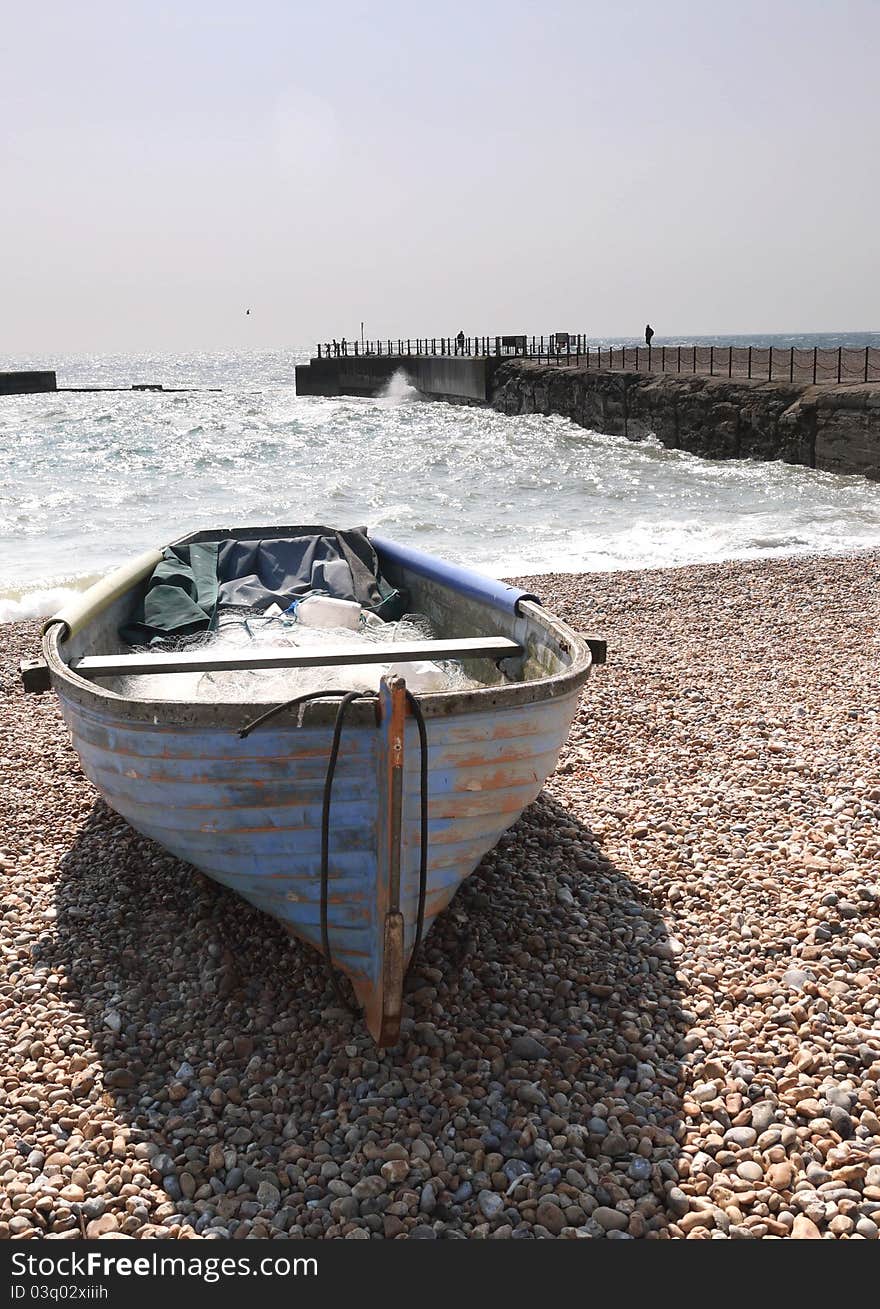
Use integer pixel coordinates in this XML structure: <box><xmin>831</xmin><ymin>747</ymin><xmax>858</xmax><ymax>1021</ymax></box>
<box><xmin>2</xmin><ymin>554</ymin><xmax>878</xmax><ymax>1242</ymax></box>
<box><xmin>477</xmin><ymin>1191</ymin><xmax>505</xmax><ymax>1220</ymax></box>
<box><xmin>509</xmin><ymin>1035</ymin><xmax>550</xmax><ymax>1060</ymax></box>
<box><xmin>593</xmin><ymin>1206</ymin><xmax>629</xmax><ymax>1232</ymax></box>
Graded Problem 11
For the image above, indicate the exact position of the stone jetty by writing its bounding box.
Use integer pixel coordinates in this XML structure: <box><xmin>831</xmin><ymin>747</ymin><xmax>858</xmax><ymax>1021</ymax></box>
<box><xmin>295</xmin><ymin>354</ymin><xmax>880</xmax><ymax>481</ymax></box>
<box><xmin>491</xmin><ymin>362</ymin><xmax>880</xmax><ymax>482</ymax></box>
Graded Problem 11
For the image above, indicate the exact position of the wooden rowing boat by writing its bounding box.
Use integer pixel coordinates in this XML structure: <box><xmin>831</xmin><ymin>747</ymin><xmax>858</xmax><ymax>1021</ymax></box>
<box><xmin>31</xmin><ymin>525</ymin><xmax>599</xmax><ymax>1044</ymax></box>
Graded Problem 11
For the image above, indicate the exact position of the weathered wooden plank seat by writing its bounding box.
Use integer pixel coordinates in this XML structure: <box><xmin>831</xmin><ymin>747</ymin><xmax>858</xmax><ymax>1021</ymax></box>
<box><xmin>72</xmin><ymin>636</ymin><xmax>523</xmax><ymax>679</ymax></box>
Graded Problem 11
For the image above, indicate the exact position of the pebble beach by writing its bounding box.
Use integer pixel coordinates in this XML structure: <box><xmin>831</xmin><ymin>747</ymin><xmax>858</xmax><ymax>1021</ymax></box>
<box><xmin>1</xmin><ymin>551</ymin><xmax>878</xmax><ymax>1240</ymax></box>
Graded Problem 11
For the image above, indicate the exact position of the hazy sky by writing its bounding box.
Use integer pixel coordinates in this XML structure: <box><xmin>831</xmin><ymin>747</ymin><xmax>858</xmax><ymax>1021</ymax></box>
<box><xmin>2</xmin><ymin>0</ymin><xmax>878</xmax><ymax>353</ymax></box>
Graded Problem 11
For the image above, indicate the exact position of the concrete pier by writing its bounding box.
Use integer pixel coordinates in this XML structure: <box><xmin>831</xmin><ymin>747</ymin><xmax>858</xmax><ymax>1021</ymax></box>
<box><xmin>55</xmin><ymin>385</ymin><xmax>222</xmax><ymax>394</ymax></box>
<box><xmin>0</xmin><ymin>371</ymin><xmax>56</xmax><ymax>395</ymax></box>
<box><xmin>0</xmin><ymin>372</ymin><xmax>219</xmax><ymax>396</ymax></box>
<box><xmin>295</xmin><ymin>354</ymin><xmax>501</xmax><ymax>403</ymax></box>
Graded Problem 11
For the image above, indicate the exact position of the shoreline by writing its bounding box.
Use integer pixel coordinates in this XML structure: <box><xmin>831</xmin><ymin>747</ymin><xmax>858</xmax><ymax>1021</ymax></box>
<box><xmin>4</xmin><ymin>544</ymin><xmax>880</xmax><ymax>626</ymax></box>
<box><xmin>2</xmin><ymin>551</ymin><xmax>879</xmax><ymax>1240</ymax></box>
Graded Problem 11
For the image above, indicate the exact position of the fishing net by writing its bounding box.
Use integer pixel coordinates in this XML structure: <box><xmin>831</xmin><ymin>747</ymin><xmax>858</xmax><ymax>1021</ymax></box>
<box><xmin>111</xmin><ymin>610</ymin><xmax>481</xmax><ymax>702</ymax></box>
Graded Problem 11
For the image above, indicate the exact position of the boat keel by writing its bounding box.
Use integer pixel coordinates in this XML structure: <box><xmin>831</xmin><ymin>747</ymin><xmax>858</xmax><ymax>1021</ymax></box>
<box><xmin>358</xmin><ymin>909</ymin><xmax>405</xmax><ymax>1047</ymax></box>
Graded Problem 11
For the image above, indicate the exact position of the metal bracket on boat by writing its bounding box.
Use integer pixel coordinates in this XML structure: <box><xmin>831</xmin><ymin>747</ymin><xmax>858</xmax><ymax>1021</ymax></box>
<box><xmin>20</xmin><ymin>658</ymin><xmax>51</xmax><ymax>694</ymax></box>
<box><xmin>583</xmin><ymin>636</ymin><xmax>607</xmax><ymax>665</ymax></box>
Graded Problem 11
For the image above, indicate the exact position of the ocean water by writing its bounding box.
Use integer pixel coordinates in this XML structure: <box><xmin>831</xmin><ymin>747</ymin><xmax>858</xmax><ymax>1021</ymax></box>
<box><xmin>2</xmin><ymin>342</ymin><xmax>879</xmax><ymax>622</ymax></box>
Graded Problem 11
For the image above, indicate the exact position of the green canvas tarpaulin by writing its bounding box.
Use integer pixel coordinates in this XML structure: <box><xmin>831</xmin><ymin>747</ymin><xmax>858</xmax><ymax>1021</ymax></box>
<box><xmin>121</xmin><ymin>529</ymin><xmax>407</xmax><ymax>646</ymax></box>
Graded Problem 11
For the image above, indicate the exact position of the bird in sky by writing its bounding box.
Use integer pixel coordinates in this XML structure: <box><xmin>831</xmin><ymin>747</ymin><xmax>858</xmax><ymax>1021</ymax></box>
<box><xmin>245</xmin><ymin>309</ymin><xmax>251</xmax><ymax>316</ymax></box>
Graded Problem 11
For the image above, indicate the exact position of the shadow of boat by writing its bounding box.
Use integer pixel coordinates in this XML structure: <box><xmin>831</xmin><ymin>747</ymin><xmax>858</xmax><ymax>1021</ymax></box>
<box><xmin>48</xmin><ymin>791</ymin><xmax>688</xmax><ymax>1237</ymax></box>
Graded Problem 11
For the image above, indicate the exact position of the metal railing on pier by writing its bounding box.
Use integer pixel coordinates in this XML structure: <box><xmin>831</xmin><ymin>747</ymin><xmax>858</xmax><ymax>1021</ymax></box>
<box><xmin>314</xmin><ymin>336</ymin><xmax>880</xmax><ymax>385</ymax></box>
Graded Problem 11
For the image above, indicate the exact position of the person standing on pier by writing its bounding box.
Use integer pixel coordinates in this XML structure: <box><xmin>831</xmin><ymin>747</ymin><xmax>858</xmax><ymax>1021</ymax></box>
<box><xmin>645</xmin><ymin>324</ymin><xmax>654</xmax><ymax>347</ymax></box>
<box><xmin>456</xmin><ymin>329</ymin><xmax>465</xmax><ymax>354</ymax></box>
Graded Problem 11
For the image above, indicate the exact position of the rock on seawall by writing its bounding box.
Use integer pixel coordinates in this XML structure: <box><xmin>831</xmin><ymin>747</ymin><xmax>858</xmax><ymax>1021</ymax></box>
<box><xmin>490</xmin><ymin>361</ymin><xmax>880</xmax><ymax>480</ymax></box>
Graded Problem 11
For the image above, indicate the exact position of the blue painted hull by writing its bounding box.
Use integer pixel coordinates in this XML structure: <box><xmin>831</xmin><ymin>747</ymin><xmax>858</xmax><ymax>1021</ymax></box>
<box><xmin>44</xmin><ymin>525</ymin><xmax>594</xmax><ymax>1043</ymax></box>
<box><xmin>55</xmin><ymin>683</ymin><xmax>579</xmax><ymax>1034</ymax></box>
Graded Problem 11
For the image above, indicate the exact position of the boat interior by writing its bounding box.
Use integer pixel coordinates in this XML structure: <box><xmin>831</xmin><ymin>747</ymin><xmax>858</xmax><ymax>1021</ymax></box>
<box><xmin>43</xmin><ymin>526</ymin><xmax>592</xmax><ymax>706</ymax></box>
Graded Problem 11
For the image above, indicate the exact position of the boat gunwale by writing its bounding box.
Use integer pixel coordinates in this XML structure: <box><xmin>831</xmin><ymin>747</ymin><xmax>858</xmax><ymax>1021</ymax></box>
<box><xmin>45</xmin><ymin>611</ymin><xmax>590</xmax><ymax>727</ymax></box>
<box><xmin>42</xmin><ymin>531</ymin><xmax>593</xmax><ymax>728</ymax></box>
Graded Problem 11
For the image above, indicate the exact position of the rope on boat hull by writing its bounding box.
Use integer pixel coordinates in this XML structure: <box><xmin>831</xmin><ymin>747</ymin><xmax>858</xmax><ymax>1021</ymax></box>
<box><xmin>238</xmin><ymin>686</ymin><xmax>429</xmax><ymax>1027</ymax></box>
